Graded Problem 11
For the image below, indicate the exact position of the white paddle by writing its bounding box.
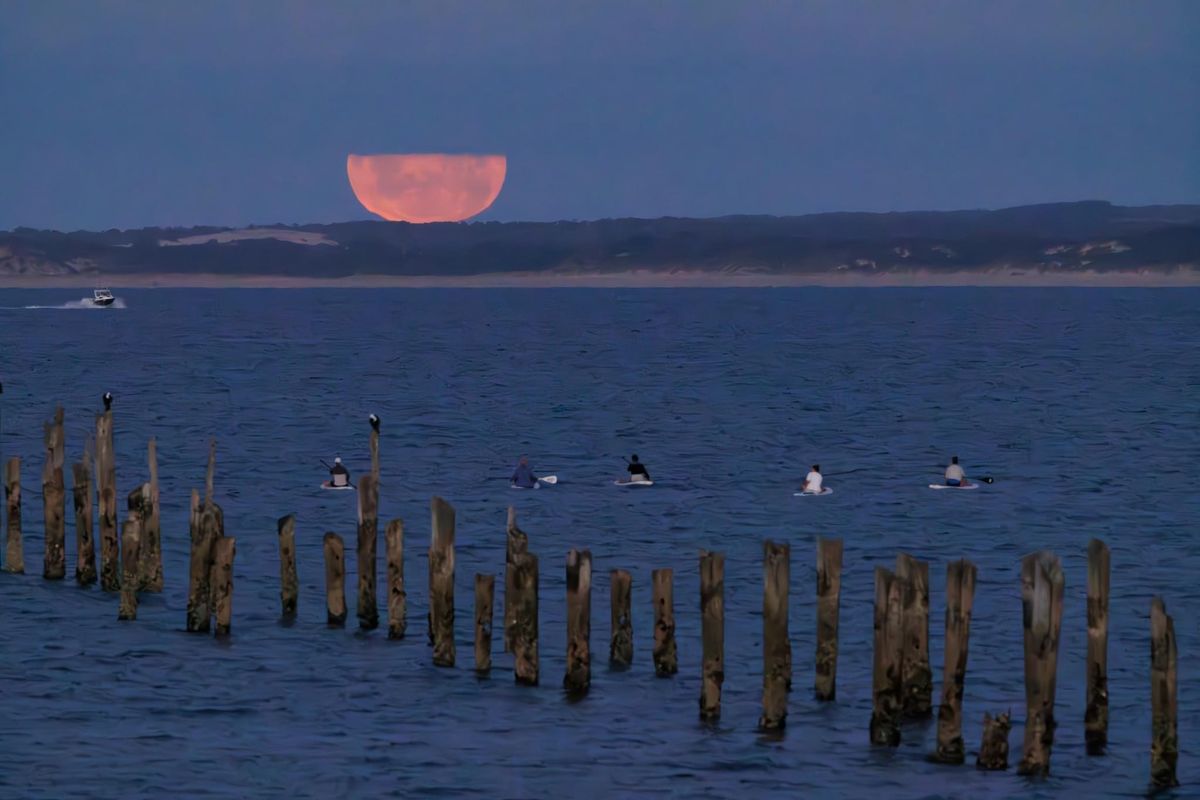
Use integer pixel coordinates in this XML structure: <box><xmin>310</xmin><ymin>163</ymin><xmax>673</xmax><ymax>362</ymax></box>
<box><xmin>538</xmin><ymin>475</ymin><xmax>558</xmax><ymax>485</ymax></box>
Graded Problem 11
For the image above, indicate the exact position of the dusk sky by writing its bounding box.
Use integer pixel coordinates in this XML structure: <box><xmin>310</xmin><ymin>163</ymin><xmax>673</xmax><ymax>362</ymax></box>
<box><xmin>2</xmin><ymin>1</ymin><xmax>1197</xmax><ymax>230</ymax></box>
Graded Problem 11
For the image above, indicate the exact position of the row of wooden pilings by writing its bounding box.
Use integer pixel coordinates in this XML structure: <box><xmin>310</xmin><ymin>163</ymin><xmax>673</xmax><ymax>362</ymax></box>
<box><xmin>0</xmin><ymin>405</ymin><xmax>1181</xmax><ymax>790</ymax></box>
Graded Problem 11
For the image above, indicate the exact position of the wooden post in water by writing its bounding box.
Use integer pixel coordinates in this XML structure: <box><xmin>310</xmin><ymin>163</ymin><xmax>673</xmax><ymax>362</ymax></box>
<box><xmin>4</xmin><ymin>457</ymin><xmax>23</xmax><ymax>573</ymax></box>
<box><xmin>185</xmin><ymin>489</ymin><xmax>209</xmax><ymax>630</ymax></box>
<box><xmin>139</xmin><ymin>438</ymin><xmax>163</xmax><ymax>592</ymax></box>
<box><xmin>117</xmin><ymin>514</ymin><xmax>141</xmax><ymax>620</ymax></box>
<box><xmin>564</xmin><ymin>549</ymin><xmax>592</xmax><ymax>694</ymax></box>
<box><xmin>386</xmin><ymin>518</ymin><xmax>406</xmax><ymax>639</ymax></box>
<box><xmin>1150</xmin><ymin>597</ymin><xmax>1179</xmax><ymax>789</ymax></box>
<box><xmin>474</xmin><ymin>573</ymin><xmax>494</xmax><ymax>672</ymax></box>
<box><xmin>1016</xmin><ymin>551</ymin><xmax>1065</xmax><ymax>776</ymax></box>
<box><xmin>932</xmin><ymin>559</ymin><xmax>977</xmax><ymax>764</ymax></box>
<box><xmin>277</xmin><ymin>514</ymin><xmax>298</xmax><ymax>618</ymax></box>
<box><xmin>508</xmin><ymin>508</ymin><xmax>539</xmax><ymax>685</ymax></box>
<box><xmin>503</xmin><ymin>505</ymin><xmax>530</xmax><ymax>654</ymax></box>
<box><xmin>204</xmin><ymin>439</ymin><xmax>216</xmax><ymax>505</ymax></box>
<box><xmin>323</xmin><ymin>532</ymin><xmax>346</xmax><ymax>626</ymax></box>
<box><xmin>429</xmin><ymin>496</ymin><xmax>456</xmax><ymax>667</ymax></box>
<box><xmin>815</xmin><ymin>537</ymin><xmax>843</xmax><ymax>701</ymax></box>
<box><xmin>609</xmin><ymin>569</ymin><xmax>633</xmax><ymax>667</ymax></box>
<box><xmin>186</xmin><ymin>496</ymin><xmax>222</xmax><ymax>632</ymax></box>
<box><xmin>699</xmin><ymin>550</ymin><xmax>725</xmax><ymax>721</ymax></box>
<box><xmin>870</xmin><ymin>567</ymin><xmax>905</xmax><ymax>746</ymax></box>
<box><xmin>96</xmin><ymin>406</ymin><xmax>118</xmax><ymax>591</ymax></box>
<box><xmin>897</xmin><ymin>553</ymin><xmax>932</xmax><ymax>718</ymax></box>
<box><xmin>1085</xmin><ymin>538</ymin><xmax>1110</xmax><ymax>755</ymax></box>
<box><xmin>212</xmin><ymin>537</ymin><xmax>236</xmax><ymax>636</ymax></box>
<box><xmin>202</xmin><ymin>443</ymin><xmax>226</xmax><ymax>627</ymax></box>
<box><xmin>42</xmin><ymin>407</ymin><xmax>66</xmax><ymax>579</ymax></box>
<box><xmin>124</xmin><ymin>482</ymin><xmax>150</xmax><ymax>594</ymax></box>
<box><xmin>369</xmin><ymin>414</ymin><xmax>380</xmax><ymax>476</ymax></box>
<box><xmin>759</xmin><ymin>540</ymin><xmax>789</xmax><ymax>730</ymax></box>
<box><xmin>977</xmin><ymin>711</ymin><xmax>1012</xmax><ymax>770</ymax></box>
<box><xmin>356</xmin><ymin>473</ymin><xmax>379</xmax><ymax>630</ymax></box>
<box><xmin>652</xmin><ymin>568</ymin><xmax>678</xmax><ymax>677</ymax></box>
<box><xmin>72</xmin><ymin>450</ymin><xmax>96</xmax><ymax>585</ymax></box>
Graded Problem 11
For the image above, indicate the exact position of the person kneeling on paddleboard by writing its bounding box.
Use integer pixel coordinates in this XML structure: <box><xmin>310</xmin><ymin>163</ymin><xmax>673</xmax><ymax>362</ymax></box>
<box><xmin>511</xmin><ymin>456</ymin><xmax>538</xmax><ymax>489</ymax></box>
<box><xmin>627</xmin><ymin>454</ymin><xmax>651</xmax><ymax>483</ymax></box>
<box><xmin>802</xmin><ymin>464</ymin><xmax>823</xmax><ymax>494</ymax></box>
<box><xmin>329</xmin><ymin>457</ymin><xmax>351</xmax><ymax>488</ymax></box>
<box><xmin>944</xmin><ymin>456</ymin><xmax>969</xmax><ymax>487</ymax></box>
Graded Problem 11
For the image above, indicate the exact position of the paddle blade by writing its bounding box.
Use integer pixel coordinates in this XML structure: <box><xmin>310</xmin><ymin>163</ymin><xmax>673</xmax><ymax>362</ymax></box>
<box><xmin>539</xmin><ymin>475</ymin><xmax>558</xmax><ymax>485</ymax></box>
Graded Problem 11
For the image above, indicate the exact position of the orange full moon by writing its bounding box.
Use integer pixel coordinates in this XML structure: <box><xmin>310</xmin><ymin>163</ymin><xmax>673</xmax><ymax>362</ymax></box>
<box><xmin>346</xmin><ymin>153</ymin><xmax>507</xmax><ymax>223</ymax></box>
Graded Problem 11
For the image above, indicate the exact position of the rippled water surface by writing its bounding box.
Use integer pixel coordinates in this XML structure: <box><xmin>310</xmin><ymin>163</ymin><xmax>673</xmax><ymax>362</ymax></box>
<box><xmin>0</xmin><ymin>288</ymin><xmax>1196</xmax><ymax>798</ymax></box>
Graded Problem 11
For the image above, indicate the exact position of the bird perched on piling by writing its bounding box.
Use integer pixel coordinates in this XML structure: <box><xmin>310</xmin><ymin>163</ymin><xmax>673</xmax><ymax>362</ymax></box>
<box><xmin>102</xmin><ymin>392</ymin><xmax>113</xmax><ymax>411</ymax></box>
<box><xmin>369</xmin><ymin>413</ymin><xmax>380</xmax><ymax>431</ymax></box>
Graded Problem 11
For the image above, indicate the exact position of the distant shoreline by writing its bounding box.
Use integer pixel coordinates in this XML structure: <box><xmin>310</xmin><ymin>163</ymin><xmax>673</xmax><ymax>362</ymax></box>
<box><xmin>1</xmin><ymin>268</ymin><xmax>1197</xmax><ymax>289</ymax></box>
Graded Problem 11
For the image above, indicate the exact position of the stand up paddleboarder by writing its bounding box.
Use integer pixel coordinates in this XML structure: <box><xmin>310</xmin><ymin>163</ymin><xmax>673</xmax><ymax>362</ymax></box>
<box><xmin>944</xmin><ymin>456</ymin><xmax>969</xmax><ymax>487</ymax></box>
<box><xmin>327</xmin><ymin>457</ymin><xmax>351</xmax><ymax>488</ymax></box>
<box><xmin>626</xmin><ymin>454</ymin><xmax>651</xmax><ymax>482</ymax></box>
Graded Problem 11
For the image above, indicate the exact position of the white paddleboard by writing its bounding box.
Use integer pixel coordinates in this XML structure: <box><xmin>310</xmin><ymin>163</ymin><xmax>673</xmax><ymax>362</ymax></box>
<box><xmin>929</xmin><ymin>483</ymin><xmax>978</xmax><ymax>491</ymax></box>
<box><xmin>321</xmin><ymin>482</ymin><xmax>354</xmax><ymax>491</ymax></box>
<box><xmin>510</xmin><ymin>483</ymin><xmax>541</xmax><ymax>490</ymax></box>
<box><xmin>614</xmin><ymin>479</ymin><xmax>654</xmax><ymax>487</ymax></box>
<box><xmin>794</xmin><ymin>488</ymin><xmax>834</xmax><ymax>496</ymax></box>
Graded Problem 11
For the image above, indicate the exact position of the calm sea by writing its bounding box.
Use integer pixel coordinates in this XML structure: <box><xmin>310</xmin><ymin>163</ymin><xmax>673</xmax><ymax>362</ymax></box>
<box><xmin>0</xmin><ymin>288</ymin><xmax>1196</xmax><ymax>798</ymax></box>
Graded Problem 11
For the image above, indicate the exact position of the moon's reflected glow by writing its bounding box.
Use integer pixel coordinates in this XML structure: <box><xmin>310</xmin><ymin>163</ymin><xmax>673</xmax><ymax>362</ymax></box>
<box><xmin>346</xmin><ymin>153</ymin><xmax>507</xmax><ymax>223</ymax></box>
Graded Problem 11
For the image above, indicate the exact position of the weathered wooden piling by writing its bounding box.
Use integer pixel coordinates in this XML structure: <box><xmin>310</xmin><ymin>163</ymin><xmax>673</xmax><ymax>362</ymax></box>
<box><xmin>1150</xmin><ymin>597</ymin><xmax>1178</xmax><ymax>789</ymax></box>
<box><xmin>977</xmin><ymin>711</ymin><xmax>1012</xmax><ymax>770</ymax></box>
<box><xmin>204</xmin><ymin>439</ymin><xmax>216</xmax><ymax>504</ymax></box>
<box><xmin>1085</xmin><ymin>538</ymin><xmax>1110</xmax><ymax>755</ymax></box>
<box><xmin>212</xmin><ymin>536</ymin><xmax>236</xmax><ymax>636</ymax></box>
<box><xmin>41</xmin><ymin>407</ymin><xmax>66</xmax><ymax>579</ymax></box>
<box><xmin>356</xmin><ymin>473</ymin><xmax>380</xmax><ymax>630</ymax></box>
<box><xmin>1016</xmin><ymin>551</ymin><xmax>1065</xmax><ymax>776</ymax></box>
<box><xmin>202</xmin><ymin>442</ymin><xmax>224</xmax><ymax>616</ymax></box>
<box><xmin>277</xmin><ymin>514</ymin><xmax>298</xmax><ymax>618</ymax></box>
<box><xmin>386</xmin><ymin>518</ymin><xmax>406</xmax><ymax>639</ymax></box>
<box><xmin>185</xmin><ymin>494</ymin><xmax>222</xmax><ymax>632</ymax></box>
<box><xmin>3</xmin><ymin>457</ymin><xmax>23</xmax><ymax>573</ymax></box>
<box><xmin>896</xmin><ymin>553</ymin><xmax>932</xmax><ymax>718</ymax></box>
<box><xmin>699</xmin><ymin>550</ymin><xmax>725</xmax><ymax>721</ymax></box>
<box><xmin>185</xmin><ymin>490</ymin><xmax>207</xmax><ymax>629</ymax></box>
<box><xmin>474</xmin><ymin>573</ymin><xmax>494</xmax><ymax>672</ymax></box>
<box><xmin>870</xmin><ymin>567</ymin><xmax>905</xmax><ymax>746</ymax></box>
<box><xmin>609</xmin><ymin>569</ymin><xmax>633</xmax><ymax>667</ymax></box>
<box><xmin>139</xmin><ymin>438</ymin><xmax>163</xmax><ymax>592</ymax></box>
<box><xmin>117</xmin><ymin>514</ymin><xmax>141</xmax><ymax>620</ymax></box>
<box><xmin>71</xmin><ymin>453</ymin><xmax>96</xmax><ymax>585</ymax></box>
<box><xmin>564</xmin><ymin>549</ymin><xmax>592</xmax><ymax>694</ymax></box>
<box><xmin>759</xmin><ymin>541</ymin><xmax>789</xmax><ymax>729</ymax></box>
<box><xmin>96</xmin><ymin>407</ymin><xmax>118</xmax><ymax>591</ymax></box>
<box><xmin>507</xmin><ymin>508</ymin><xmax>539</xmax><ymax>685</ymax></box>
<box><xmin>815</xmin><ymin>537</ymin><xmax>843</xmax><ymax>701</ymax></box>
<box><xmin>652</xmin><ymin>568</ymin><xmax>678</xmax><ymax>677</ymax></box>
<box><xmin>932</xmin><ymin>559</ymin><xmax>978</xmax><ymax>764</ymax></box>
<box><xmin>429</xmin><ymin>496</ymin><xmax>456</xmax><ymax>667</ymax></box>
<box><xmin>323</xmin><ymin>532</ymin><xmax>347</xmax><ymax>626</ymax></box>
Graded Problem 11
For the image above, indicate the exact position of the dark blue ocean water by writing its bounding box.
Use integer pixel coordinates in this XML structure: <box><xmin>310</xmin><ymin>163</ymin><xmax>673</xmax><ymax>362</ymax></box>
<box><xmin>0</xmin><ymin>287</ymin><xmax>1196</xmax><ymax>799</ymax></box>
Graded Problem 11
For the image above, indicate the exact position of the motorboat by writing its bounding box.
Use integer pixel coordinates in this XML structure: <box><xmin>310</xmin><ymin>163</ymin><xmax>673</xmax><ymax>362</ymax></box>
<box><xmin>92</xmin><ymin>288</ymin><xmax>115</xmax><ymax>307</ymax></box>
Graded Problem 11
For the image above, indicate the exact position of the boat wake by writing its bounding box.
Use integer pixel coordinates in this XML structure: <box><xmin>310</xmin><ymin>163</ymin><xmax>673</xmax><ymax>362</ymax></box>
<box><xmin>20</xmin><ymin>297</ymin><xmax>127</xmax><ymax>310</ymax></box>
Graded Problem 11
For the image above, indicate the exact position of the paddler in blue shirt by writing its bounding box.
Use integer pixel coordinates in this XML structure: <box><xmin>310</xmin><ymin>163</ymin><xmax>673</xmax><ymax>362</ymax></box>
<box><xmin>511</xmin><ymin>456</ymin><xmax>538</xmax><ymax>488</ymax></box>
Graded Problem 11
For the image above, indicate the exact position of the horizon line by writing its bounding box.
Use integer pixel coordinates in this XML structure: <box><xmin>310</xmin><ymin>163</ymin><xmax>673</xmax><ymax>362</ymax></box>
<box><xmin>5</xmin><ymin>198</ymin><xmax>1200</xmax><ymax>235</ymax></box>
